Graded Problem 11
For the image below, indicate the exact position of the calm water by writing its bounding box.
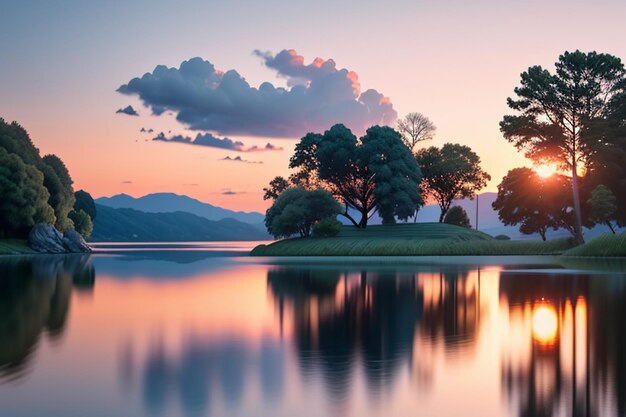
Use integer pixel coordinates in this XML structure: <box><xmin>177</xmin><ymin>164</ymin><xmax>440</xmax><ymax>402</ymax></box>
<box><xmin>1</xmin><ymin>244</ymin><xmax>626</xmax><ymax>417</ymax></box>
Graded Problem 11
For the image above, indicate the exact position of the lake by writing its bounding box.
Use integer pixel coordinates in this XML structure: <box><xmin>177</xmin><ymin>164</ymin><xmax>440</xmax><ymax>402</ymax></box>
<box><xmin>1</xmin><ymin>243</ymin><xmax>626</xmax><ymax>417</ymax></box>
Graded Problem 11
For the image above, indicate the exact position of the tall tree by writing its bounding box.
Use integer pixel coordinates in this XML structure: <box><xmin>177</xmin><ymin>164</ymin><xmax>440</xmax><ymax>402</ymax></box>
<box><xmin>290</xmin><ymin>124</ymin><xmax>422</xmax><ymax>227</ymax></box>
<box><xmin>397</xmin><ymin>112</ymin><xmax>436</xmax><ymax>152</ymax></box>
<box><xmin>416</xmin><ymin>143</ymin><xmax>490</xmax><ymax>222</ymax></box>
<box><xmin>500</xmin><ymin>50</ymin><xmax>626</xmax><ymax>244</ymax></box>
<box><xmin>263</xmin><ymin>176</ymin><xmax>290</xmax><ymax>201</ymax></box>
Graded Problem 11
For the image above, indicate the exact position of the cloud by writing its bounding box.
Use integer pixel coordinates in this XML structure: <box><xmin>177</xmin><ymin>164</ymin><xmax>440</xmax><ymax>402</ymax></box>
<box><xmin>151</xmin><ymin>132</ymin><xmax>283</xmax><ymax>152</ymax></box>
<box><xmin>116</xmin><ymin>105</ymin><xmax>139</xmax><ymax>116</ymax></box>
<box><xmin>140</xmin><ymin>127</ymin><xmax>154</xmax><ymax>133</ymax></box>
<box><xmin>117</xmin><ymin>50</ymin><xmax>396</xmax><ymax>137</ymax></box>
<box><xmin>220</xmin><ymin>156</ymin><xmax>262</xmax><ymax>164</ymax></box>
<box><xmin>121</xmin><ymin>180</ymin><xmax>133</xmax><ymax>184</ymax></box>
<box><xmin>222</xmin><ymin>190</ymin><xmax>238</xmax><ymax>195</ymax></box>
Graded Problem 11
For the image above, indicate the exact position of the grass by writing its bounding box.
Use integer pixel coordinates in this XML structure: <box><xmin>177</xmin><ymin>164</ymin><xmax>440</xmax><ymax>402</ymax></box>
<box><xmin>564</xmin><ymin>233</ymin><xmax>626</xmax><ymax>257</ymax></box>
<box><xmin>0</xmin><ymin>239</ymin><xmax>34</xmax><ymax>255</ymax></box>
<box><xmin>251</xmin><ymin>223</ymin><xmax>576</xmax><ymax>256</ymax></box>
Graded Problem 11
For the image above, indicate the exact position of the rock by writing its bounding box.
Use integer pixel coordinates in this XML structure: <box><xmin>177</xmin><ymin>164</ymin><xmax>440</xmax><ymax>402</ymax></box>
<box><xmin>62</xmin><ymin>230</ymin><xmax>91</xmax><ymax>253</ymax></box>
<box><xmin>29</xmin><ymin>224</ymin><xmax>66</xmax><ymax>253</ymax></box>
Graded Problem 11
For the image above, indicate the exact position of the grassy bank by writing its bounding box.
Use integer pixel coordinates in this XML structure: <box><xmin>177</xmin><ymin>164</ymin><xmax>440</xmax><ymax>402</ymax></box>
<box><xmin>564</xmin><ymin>233</ymin><xmax>626</xmax><ymax>257</ymax></box>
<box><xmin>251</xmin><ymin>223</ymin><xmax>575</xmax><ymax>256</ymax></box>
<box><xmin>0</xmin><ymin>239</ymin><xmax>34</xmax><ymax>255</ymax></box>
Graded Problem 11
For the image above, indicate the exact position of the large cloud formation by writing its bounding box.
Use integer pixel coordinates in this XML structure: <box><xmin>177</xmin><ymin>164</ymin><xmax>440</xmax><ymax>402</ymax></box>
<box><xmin>117</xmin><ymin>49</ymin><xmax>396</xmax><ymax>138</ymax></box>
<box><xmin>152</xmin><ymin>132</ymin><xmax>283</xmax><ymax>152</ymax></box>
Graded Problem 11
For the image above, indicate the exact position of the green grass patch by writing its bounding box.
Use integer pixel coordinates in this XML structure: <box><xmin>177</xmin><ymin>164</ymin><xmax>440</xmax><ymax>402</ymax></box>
<box><xmin>564</xmin><ymin>233</ymin><xmax>626</xmax><ymax>257</ymax></box>
<box><xmin>0</xmin><ymin>239</ymin><xmax>34</xmax><ymax>255</ymax></box>
<box><xmin>251</xmin><ymin>223</ymin><xmax>575</xmax><ymax>256</ymax></box>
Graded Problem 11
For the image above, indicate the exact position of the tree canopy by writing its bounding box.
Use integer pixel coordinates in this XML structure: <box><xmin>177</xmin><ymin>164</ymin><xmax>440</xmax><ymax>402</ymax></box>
<box><xmin>443</xmin><ymin>206</ymin><xmax>471</xmax><ymax>228</ymax></box>
<box><xmin>587</xmin><ymin>184</ymin><xmax>618</xmax><ymax>234</ymax></box>
<box><xmin>265</xmin><ymin>188</ymin><xmax>342</xmax><ymax>238</ymax></box>
<box><xmin>288</xmin><ymin>124</ymin><xmax>422</xmax><ymax>227</ymax></box>
<box><xmin>0</xmin><ymin>118</ymin><xmax>84</xmax><ymax>238</ymax></box>
<box><xmin>415</xmin><ymin>143</ymin><xmax>490</xmax><ymax>222</ymax></box>
<box><xmin>500</xmin><ymin>50</ymin><xmax>626</xmax><ymax>243</ymax></box>
<box><xmin>0</xmin><ymin>148</ymin><xmax>55</xmax><ymax>238</ymax></box>
<box><xmin>73</xmin><ymin>190</ymin><xmax>97</xmax><ymax>220</ymax></box>
<box><xmin>492</xmin><ymin>167</ymin><xmax>587</xmax><ymax>240</ymax></box>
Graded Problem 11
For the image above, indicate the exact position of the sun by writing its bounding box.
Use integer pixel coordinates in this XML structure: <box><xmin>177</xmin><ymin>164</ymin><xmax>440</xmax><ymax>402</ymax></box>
<box><xmin>535</xmin><ymin>164</ymin><xmax>556</xmax><ymax>178</ymax></box>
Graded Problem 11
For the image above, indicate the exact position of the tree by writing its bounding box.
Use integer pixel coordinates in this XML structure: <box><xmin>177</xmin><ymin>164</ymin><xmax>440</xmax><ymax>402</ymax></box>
<box><xmin>416</xmin><ymin>143</ymin><xmax>490</xmax><ymax>222</ymax></box>
<box><xmin>443</xmin><ymin>206</ymin><xmax>471</xmax><ymax>228</ymax></box>
<box><xmin>492</xmin><ymin>167</ymin><xmax>586</xmax><ymax>240</ymax></box>
<box><xmin>42</xmin><ymin>154</ymin><xmax>75</xmax><ymax>232</ymax></box>
<box><xmin>0</xmin><ymin>148</ymin><xmax>55</xmax><ymax>238</ymax></box>
<box><xmin>500</xmin><ymin>50</ymin><xmax>626</xmax><ymax>244</ymax></box>
<box><xmin>290</xmin><ymin>124</ymin><xmax>422</xmax><ymax>227</ymax></box>
<box><xmin>263</xmin><ymin>176</ymin><xmax>290</xmax><ymax>200</ymax></box>
<box><xmin>69</xmin><ymin>209</ymin><xmax>93</xmax><ymax>239</ymax></box>
<box><xmin>588</xmin><ymin>184</ymin><xmax>618</xmax><ymax>233</ymax></box>
<box><xmin>73</xmin><ymin>190</ymin><xmax>97</xmax><ymax>220</ymax></box>
<box><xmin>265</xmin><ymin>188</ymin><xmax>342</xmax><ymax>238</ymax></box>
<box><xmin>397</xmin><ymin>112</ymin><xmax>436</xmax><ymax>152</ymax></box>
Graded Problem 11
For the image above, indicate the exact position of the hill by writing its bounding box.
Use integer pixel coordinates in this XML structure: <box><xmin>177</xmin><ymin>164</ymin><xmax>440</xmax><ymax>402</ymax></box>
<box><xmin>251</xmin><ymin>223</ymin><xmax>574</xmax><ymax>256</ymax></box>
<box><xmin>95</xmin><ymin>193</ymin><xmax>264</xmax><ymax>224</ymax></box>
<box><xmin>91</xmin><ymin>205</ymin><xmax>270</xmax><ymax>242</ymax></box>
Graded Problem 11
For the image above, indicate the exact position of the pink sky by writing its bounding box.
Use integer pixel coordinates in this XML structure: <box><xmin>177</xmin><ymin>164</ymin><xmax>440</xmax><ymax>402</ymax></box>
<box><xmin>2</xmin><ymin>0</ymin><xmax>625</xmax><ymax>212</ymax></box>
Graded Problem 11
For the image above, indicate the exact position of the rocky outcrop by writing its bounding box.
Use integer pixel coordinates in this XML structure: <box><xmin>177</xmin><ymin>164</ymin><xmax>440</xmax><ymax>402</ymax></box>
<box><xmin>28</xmin><ymin>224</ymin><xmax>91</xmax><ymax>253</ymax></box>
<box><xmin>62</xmin><ymin>230</ymin><xmax>91</xmax><ymax>253</ymax></box>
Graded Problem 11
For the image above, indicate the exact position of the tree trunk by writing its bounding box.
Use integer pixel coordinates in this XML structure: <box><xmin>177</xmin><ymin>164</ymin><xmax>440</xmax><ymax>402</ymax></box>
<box><xmin>439</xmin><ymin>209</ymin><xmax>446</xmax><ymax>223</ymax></box>
<box><xmin>539</xmin><ymin>229</ymin><xmax>547</xmax><ymax>241</ymax></box>
<box><xmin>607</xmin><ymin>221</ymin><xmax>616</xmax><ymax>234</ymax></box>
<box><xmin>359</xmin><ymin>208</ymin><xmax>369</xmax><ymax>228</ymax></box>
<box><xmin>570</xmin><ymin>162</ymin><xmax>585</xmax><ymax>244</ymax></box>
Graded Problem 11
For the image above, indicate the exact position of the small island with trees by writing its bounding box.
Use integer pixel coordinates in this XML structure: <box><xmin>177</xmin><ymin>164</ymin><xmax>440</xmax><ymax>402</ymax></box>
<box><xmin>252</xmin><ymin>50</ymin><xmax>626</xmax><ymax>258</ymax></box>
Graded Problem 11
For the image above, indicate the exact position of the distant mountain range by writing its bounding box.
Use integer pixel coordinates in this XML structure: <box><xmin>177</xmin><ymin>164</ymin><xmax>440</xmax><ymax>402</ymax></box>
<box><xmin>95</xmin><ymin>193</ymin><xmax>265</xmax><ymax>224</ymax></box>
<box><xmin>91</xmin><ymin>205</ymin><xmax>270</xmax><ymax>242</ymax></box>
<box><xmin>94</xmin><ymin>191</ymin><xmax>619</xmax><ymax>242</ymax></box>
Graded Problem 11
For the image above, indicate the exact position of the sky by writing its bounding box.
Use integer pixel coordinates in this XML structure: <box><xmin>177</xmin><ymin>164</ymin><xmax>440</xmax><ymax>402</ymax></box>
<box><xmin>1</xmin><ymin>0</ymin><xmax>626</xmax><ymax>213</ymax></box>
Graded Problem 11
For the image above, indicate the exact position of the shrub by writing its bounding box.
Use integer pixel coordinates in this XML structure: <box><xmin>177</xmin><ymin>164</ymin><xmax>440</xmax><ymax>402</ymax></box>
<box><xmin>494</xmin><ymin>234</ymin><xmax>511</xmax><ymax>240</ymax></box>
<box><xmin>313</xmin><ymin>217</ymin><xmax>342</xmax><ymax>237</ymax></box>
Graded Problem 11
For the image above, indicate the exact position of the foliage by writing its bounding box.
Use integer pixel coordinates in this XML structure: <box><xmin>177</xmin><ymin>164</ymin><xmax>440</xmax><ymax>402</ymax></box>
<box><xmin>263</xmin><ymin>176</ymin><xmax>290</xmax><ymax>201</ymax></box>
<box><xmin>564</xmin><ymin>232</ymin><xmax>626</xmax><ymax>257</ymax></box>
<box><xmin>416</xmin><ymin>143</ymin><xmax>490</xmax><ymax>222</ymax></box>
<box><xmin>289</xmin><ymin>124</ymin><xmax>422</xmax><ymax>227</ymax></box>
<box><xmin>494</xmin><ymin>234</ymin><xmax>511</xmax><ymax>241</ymax></box>
<box><xmin>443</xmin><ymin>206</ymin><xmax>471</xmax><ymax>228</ymax></box>
<box><xmin>42</xmin><ymin>155</ymin><xmax>75</xmax><ymax>232</ymax></box>
<box><xmin>265</xmin><ymin>188</ymin><xmax>342</xmax><ymax>238</ymax></box>
<box><xmin>0</xmin><ymin>239</ymin><xmax>34</xmax><ymax>255</ymax></box>
<box><xmin>500</xmin><ymin>50</ymin><xmax>626</xmax><ymax>243</ymax></box>
<box><xmin>396</xmin><ymin>112</ymin><xmax>436</xmax><ymax>152</ymax></box>
<box><xmin>73</xmin><ymin>190</ymin><xmax>97</xmax><ymax>220</ymax></box>
<box><xmin>69</xmin><ymin>209</ymin><xmax>93</xmax><ymax>239</ymax></box>
<box><xmin>312</xmin><ymin>217</ymin><xmax>342</xmax><ymax>237</ymax></box>
<box><xmin>493</xmin><ymin>167</ymin><xmax>587</xmax><ymax>240</ymax></box>
<box><xmin>0</xmin><ymin>148</ymin><xmax>55</xmax><ymax>238</ymax></box>
<box><xmin>587</xmin><ymin>185</ymin><xmax>618</xmax><ymax>234</ymax></box>
<box><xmin>251</xmin><ymin>223</ymin><xmax>574</xmax><ymax>256</ymax></box>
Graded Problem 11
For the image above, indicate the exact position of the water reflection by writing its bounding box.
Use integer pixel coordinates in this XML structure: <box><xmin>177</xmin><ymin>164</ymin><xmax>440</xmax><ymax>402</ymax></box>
<box><xmin>0</xmin><ymin>255</ymin><xmax>93</xmax><ymax>382</ymax></box>
<box><xmin>1</xmin><ymin>254</ymin><xmax>626</xmax><ymax>417</ymax></box>
<box><xmin>267</xmin><ymin>267</ymin><xmax>480</xmax><ymax>402</ymax></box>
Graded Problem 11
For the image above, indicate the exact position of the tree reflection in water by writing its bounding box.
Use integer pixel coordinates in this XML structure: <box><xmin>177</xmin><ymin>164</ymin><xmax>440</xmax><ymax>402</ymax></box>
<box><xmin>266</xmin><ymin>266</ymin><xmax>480</xmax><ymax>402</ymax></box>
<box><xmin>0</xmin><ymin>255</ymin><xmax>94</xmax><ymax>382</ymax></box>
<box><xmin>499</xmin><ymin>271</ymin><xmax>626</xmax><ymax>417</ymax></box>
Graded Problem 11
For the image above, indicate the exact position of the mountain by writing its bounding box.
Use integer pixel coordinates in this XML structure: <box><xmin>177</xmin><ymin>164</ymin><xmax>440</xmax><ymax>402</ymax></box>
<box><xmin>95</xmin><ymin>193</ymin><xmax>264</xmax><ymax>224</ymax></box>
<box><xmin>91</xmin><ymin>205</ymin><xmax>270</xmax><ymax>242</ymax></box>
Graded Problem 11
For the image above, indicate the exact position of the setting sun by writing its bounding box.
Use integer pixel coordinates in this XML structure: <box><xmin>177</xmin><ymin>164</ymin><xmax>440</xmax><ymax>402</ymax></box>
<box><xmin>535</xmin><ymin>164</ymin><xmax>557</xmax><ymax>178</ymax></box>
<box><xmin>532</xmin><ymin>304</ymin><xmax>558</xmax><ymax>345</ymax></box>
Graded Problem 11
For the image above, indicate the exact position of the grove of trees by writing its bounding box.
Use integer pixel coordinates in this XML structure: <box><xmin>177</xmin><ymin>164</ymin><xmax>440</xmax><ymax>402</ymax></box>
<box><xmin>500</xmin><ymin>50</ymin><xmax>626</xmax><ymax>243</ymax></box>
<box><xmin>0</xmin><ymin>119</ymin><xmax>95</xmax><ymax>239</ymax></box>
